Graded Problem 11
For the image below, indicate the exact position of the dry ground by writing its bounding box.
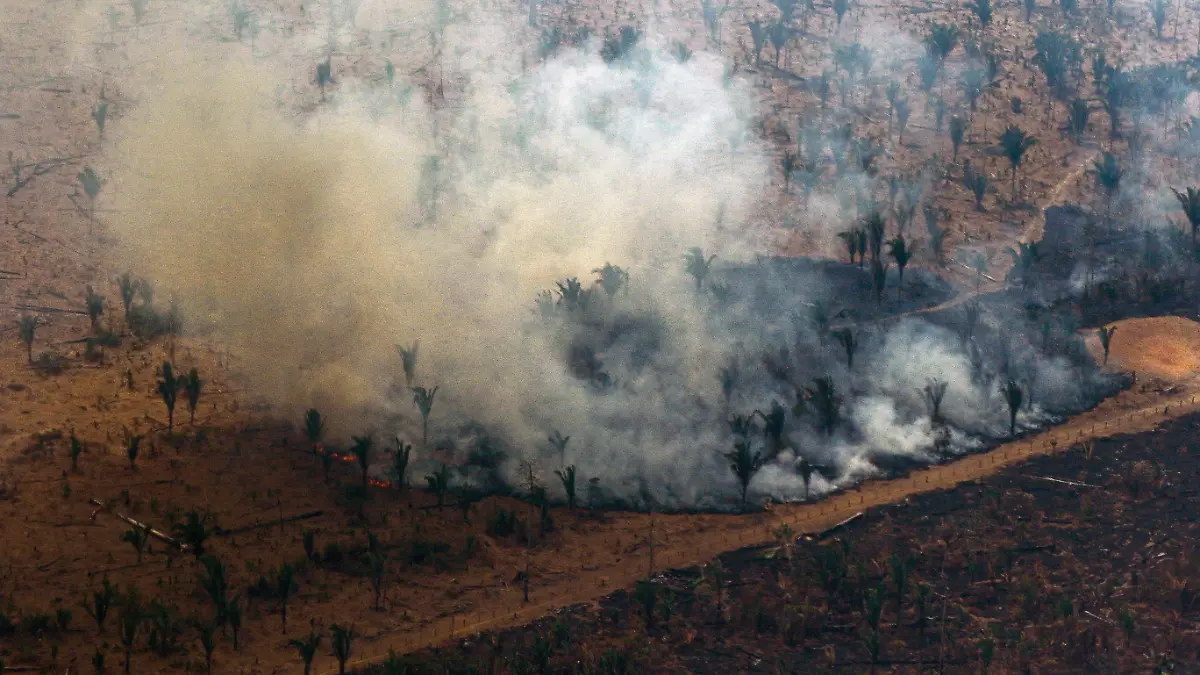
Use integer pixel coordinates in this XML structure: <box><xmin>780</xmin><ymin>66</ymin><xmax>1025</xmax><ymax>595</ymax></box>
<box><xmin>1</xmin><ymin>0</ymin><xmax>1200</xmax><ymax>672</ymax></box>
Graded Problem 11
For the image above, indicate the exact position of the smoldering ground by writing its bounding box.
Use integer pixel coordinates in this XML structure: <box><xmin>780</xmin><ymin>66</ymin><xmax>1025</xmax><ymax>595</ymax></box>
<box><xmin>100</xmin><ymin>35</ymin><xmax>1122</xmax><ymax>511</ymax></box>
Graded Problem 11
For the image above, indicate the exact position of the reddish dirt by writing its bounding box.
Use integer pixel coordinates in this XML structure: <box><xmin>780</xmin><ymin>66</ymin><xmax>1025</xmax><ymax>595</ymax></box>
<box><xmin>388</xmin><ymin>406</ymin><xmax>1200</xmax><ymax>674</ymax></box>
<box><xmin>1</xmin><ymin>0</ymin><xmax>1198</xmax><ymax>673</ymax></box>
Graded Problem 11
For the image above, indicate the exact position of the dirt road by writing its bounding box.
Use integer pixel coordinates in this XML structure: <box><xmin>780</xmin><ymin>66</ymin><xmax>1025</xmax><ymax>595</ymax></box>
<box><xmin>313</xmin><ymin>380</ymin><xmax>1197</xmax><ymax>674</ymax></box>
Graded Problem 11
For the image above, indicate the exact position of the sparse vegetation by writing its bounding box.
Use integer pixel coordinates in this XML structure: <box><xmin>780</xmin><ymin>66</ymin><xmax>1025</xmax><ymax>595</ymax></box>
<box><xmin>1</xmin><ymin>1</ymin><xmax>1196</xmax><ymax>673</ymax></box>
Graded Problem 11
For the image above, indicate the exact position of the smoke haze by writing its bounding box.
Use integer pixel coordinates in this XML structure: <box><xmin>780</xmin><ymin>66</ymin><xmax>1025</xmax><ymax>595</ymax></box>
<box><xmin>97</xmin><ymin>10</ymin><xmax>1125</xmax><ymax>510</ymax></box>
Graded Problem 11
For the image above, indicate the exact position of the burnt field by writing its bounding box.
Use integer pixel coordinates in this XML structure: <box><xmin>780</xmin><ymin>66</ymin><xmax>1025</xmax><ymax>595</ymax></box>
<box><xmin>377</xmin><ymin>410</ymin><xmax>1200</xmax><ymax>674</ymax></box>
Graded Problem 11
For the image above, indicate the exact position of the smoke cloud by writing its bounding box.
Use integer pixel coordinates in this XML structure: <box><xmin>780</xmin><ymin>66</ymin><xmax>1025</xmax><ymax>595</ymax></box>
<box><xmin>101</xmin><ymin>20</ymin><xmax>1122</xmax><ymax>511</ymax></box>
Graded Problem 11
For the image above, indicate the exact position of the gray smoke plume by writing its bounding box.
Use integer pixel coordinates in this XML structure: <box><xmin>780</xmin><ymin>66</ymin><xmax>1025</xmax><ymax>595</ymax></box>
<box><xmin>99</xmin><ymin>16</ymin><xmax>1124</xmax><ymax>511</ymax></box>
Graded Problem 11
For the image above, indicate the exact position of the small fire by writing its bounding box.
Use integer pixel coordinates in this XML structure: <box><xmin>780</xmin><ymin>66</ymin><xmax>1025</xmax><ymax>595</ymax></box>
<box><xmin>321</xmin><ymin>445</ymin><xmax>459</xmax><ymax>490</ymax></box>
<box><xmin>323</xmin><ymin>449</ymin><xmax>407</xmax><ymax>489</ymax></box>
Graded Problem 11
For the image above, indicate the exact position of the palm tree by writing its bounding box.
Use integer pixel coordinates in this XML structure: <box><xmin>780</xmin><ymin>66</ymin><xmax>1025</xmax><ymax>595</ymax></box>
<box><xmin>411</xmin><ymin>386</ymin><xmax>438</xmax><ymax>450</ymax></box>
<box><xmin>1150</xmin><ymin>0</ymin><xmax>1168</xmax><ymax>38</ymax></box>
<box><xmin>723</xmin><ymin>441</ymin><xmax>763</xmax><ymax>510</ymax></box>
<box><xmin>77</xmin><ymin>167</ymin><xmax>103</xmax><ymax>233</ymax></box>
<box><xmin>137</xmin><ymin>280</ymin><xmax>154</xmax><ymax>307</ymax></box>
<box><xmin>754</xmin><ymin>401</ymin><xmax>787</xmax><ymax>456</ymax></box>
<box><xmin>781</xmin><ymin>150</ymin><xmax>797</xmax><ymax>192</ymax></box>
<box><xmin>555</xmin><ymin>465</ymin><xmax>578</xmax><ymax>509</ymax></box>
<box><xmin>276</xmin><ymin>564</ymin><xmax>296</xmax><ymax>634</ymax></box>
<box><xmin>331</xmin><ymin>623</ymin><xmax>355</xmax><ymax>675</ymax></box>
<box><xmin>392</xmin><ymin>437</ymin><xmax>412</xmax><ymax>489</ymax></box>
<box><xmin>555</xmin><ymin>277</ymin><xmax>588</xmax><ymax>312</ymax></box>
<box><xmin>771</xmin><ymin>0</ymin><xmax>800</xmax><ymax>25</ymax></box>
<box><xmin>1006</xmin><ymin>242</ymin><xmax>1040</xmax><ymax>293</ymax></box>
<box><xmin>949</xmin><ymin>115</ymin><xmax>967</xmax><ymax>162</ymax></box>
<box><xmin>316</xmin><ymin>56</ymin><xmax>333</xmax><ymax>101</ymax></box>
<box><xmin>85</xmin><ymin>285</ymin><xmax>105</xmax><ymax>332</ymax></box>
<box><xmin>120</xmin><ymin>524</ymin><xmax>150</xmax><ymax>564</ymax></box>
<box><xmin>1001</xmin><ymin>378</ymin><xmax>1023</xmax><ymax>435</ymax></box>
<box><xmin>1092</xmin><ymin>151</ymin><xmax>1123</xmax><ymax>223</ymax></box>
<box><xmin>18</xmin><ymin>315</ymin><xmax>36</xmax><ymax>364</ymax></box>
<box><xmin>70</xmin><ymin>433</ymin><xmax>83</xmax><ymax>471</ymax></box>
<box><xmin>397</xmin><ymin>341</ymin><xmax>418</xmax><ymax>387</ymax></box>
<box><xmin>833</xmin><ymin>328</ymin><xmax>857</xmax><ymax>370</ymax></box>
<box><xmin>869</xmin><ymin>258</ymin><xmax>889</xmax><ymax>303</ymax></box>
<box><xmin>125</xmin><ymin>432</ymin><xmax>142</xmax><ymax>471</ymax></box>
<box><xmin>1098</xmin><ymin>325</ymin><xmax>1117</xmax><ymax>364</ymax></box>
<box><xmin>895</xmin><ymin>97</ymin><xmax>912</xmax><ymax>144</ymax></box>
<box><xmin>548</xmin><ymin>429</ymin><xmax>570</xmax><ymax>465</ymax></box>
<box><xmin>289</xmin><ymin>630</ymin><xmax>322</xmax><ymax>675</ymax></box>
<box><xmin>888</xmin><ymin>236</ymin><xmax>914</xmax><ymax>298</ymax></box>
<box><xmin>925</xmin><ymin>22</ymin><xmax>959</xmax><ymax>61</ymax></box>
<box><xmin>592</xmin><ymin>263</ymin><xmax>629</xmax><ymax>297</ymax></box>
<box><xmin>351</xmin><ymin>435</ymin><xmax>373</xmax><ymax>490</ymax></box>
<box><xmin>806</xmin><ymin>376</ymin><xmax>840</xmax><ymax>436</ymax></box>
<box><xmin>747</xmin><ymin>20</ymin><xmax>767</xmax><ymax>67</ymax></box>
<box><xmin>171</xmin><ymin>511</ymin><xmax>211</xmax><ymax>559</ymax></box>
<box><xmin>93</xmin><ymin>100</ymin><xmax>109</xmax><ymax>139</ymax></box>
<box><xmin>809</xmin><ymin>300</ymin><xmax>837</xmax><ymax>344</ymax></box>
<box><xmin>683</xmin><ymin>248</ymin><xmax>716</xmax><ymax>290</ymax></box>
<box><xmin>424</xmin><ymin>464</ymin><xmax>451</xmax><ymax>508</ymax></box>
<box><xmin>226</xmin><ymin>595</ymin><xmax>243</xmax><ymax>651</ymax></box>
<box><xmin>672</xmin><ymin>41</ymin><xmax>693</xmax><ymax>63</ymax></box>
<box><xmin>118</xmin><ymin>592</ymin><xmax>144</xmax><ymax>674</ymax></box>
<box><xmin>183</xmin><ymin>368</ymin><xmax>202</xmax><ymax>425</ymax></box>
<box><xmin>1170</xmin><ymin>186</ymin><xmax>1200</xmax><ymax>245</ymax></box>
<box><xmin>886</xmin><ymin>80</ymin><xmax>901</xmax><ymax>129</ymax></box>
<box><xmin>197</xmin><ymin>555</ymin><xmax>229</xmax><ymax>627</ymax></box>
<box><xmin>195</xmin><ymin>619</ymin><xmax>217</xmax><ymax>675</ymax></box>
<box><xmin>304</xmin><ymin>409</ymin><xmax>325</xmax><ymax>455</ymax></box>
<box><xmin>1067</xmin><ymin>98</ymin><xmax>1090</xmax><ymax>144</ymax></box>
<box><xmin>157</xmin><ymin>362</ymin><xmax>181</xmax><ymax>434</ymax></box>
<box><xmin>960</xmin><ymin>301</ymin><xmax>982</xmax><ymax>345</ymax></box>
<box><xmin>998</xmin><ymin>125</ymin><xmax>1037</xmax><ymax>202</ymax></box>
<box><xmin>924</xmin><ymin>204</ymin><xmax>947</xmax><ymax>267</ymax></box>
<box><xmin>963</xmin><ymin>163</ymin><xmax>990</xmax><ymax>211</ymax></box>
<box><xmin>84</xmin><ymin>578</ymin><xmax>119</xmax><ymax>633</ymax></box>
<box><xmin>968</xmin><ymin>0</ymin><xmax>993</xmax><ymax>27</ymax></box>
<box><xmin>832</xmin><ymin>0</ymin><xmax>849</xmax><ymax>28</ymax></box>
<box><xmin>728</xmin><ymin>411</ymin><xmax>756</xmax><ymax>439</ymax></box>
<box><xmin>768</xmin><ymin>20</ymin><xmax>789</xmax><ymax>68</ymax></box>
<box><xmin>863</xmin><ymin>211</ymin><xmax>886</xmax><ymax>261</ymax></box>
<box><xmin>797</xmin><ymin>456</ymin><xmax>816</xmax><ymax>500</ymax></box>
<box><xmin>369</xmin><ymin>549</ymin><xmax>387</xmax><ymax>610</ymax></box>
<box><xmin>922</xmin><ymin>379</ymin><xmax>948</xmax><ymax>423</ymax></box>
<box><xmin>837</xmin><ymin>229</ymin><xmax>862</xmax><ymax>265</ymax></box>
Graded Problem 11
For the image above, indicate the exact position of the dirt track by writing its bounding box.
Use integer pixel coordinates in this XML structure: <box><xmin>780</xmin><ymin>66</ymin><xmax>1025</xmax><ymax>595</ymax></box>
<box><xmin>313</xmin><ymin>380</ymin><xmax>1200</xmax><ymax>674</ymax></box>
<box><xmin>308</xmin><ymin>83</ymin><xmax>1140</xmax><ymax>675</ymax></box>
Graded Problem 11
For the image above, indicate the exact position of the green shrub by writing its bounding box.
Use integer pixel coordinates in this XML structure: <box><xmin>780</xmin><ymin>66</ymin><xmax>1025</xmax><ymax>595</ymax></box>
<box><xmin>322</xmin><ymin>542</ymin><xmax>343</xmax><ymax>565</ymax></box>
<box><xmin>126</xmin><ymin>304</ymin><xmax>175</xmax><ymax>340</ymax></box>
<box><xmin>407</xmin><ymin>537</ymin><xmax>450</xmax><ymax>566</ymax></box>
<box><xmin>32</xmin><ymin>352</ymin><xmax>68</xmax><ymax>375</ymax></box>
<box><xmin>488</xmin><ymin>508</ymin><xmax>519</xmax><ymax>538</ymax></box>
<box><xmin>20</xmin><ymin>612</ymin><xmax>53</xmax><ymax>637</ymax></box>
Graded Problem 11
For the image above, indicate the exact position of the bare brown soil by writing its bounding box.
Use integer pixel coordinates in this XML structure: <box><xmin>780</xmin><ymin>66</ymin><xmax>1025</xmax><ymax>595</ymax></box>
<box><xmin>1</xmin><ymin>0</ymin><xmax>1198</xmax><ymax>673</ymax></box>
<box><xmin>385</xmin><ymin>405</ymin><xmax>1200</xmax><ymax>674</ymax></box>
<box><xmin>1092</xmin><ymin>316</ymin><xmax>1200</xmax><ymax>381</ymax></box>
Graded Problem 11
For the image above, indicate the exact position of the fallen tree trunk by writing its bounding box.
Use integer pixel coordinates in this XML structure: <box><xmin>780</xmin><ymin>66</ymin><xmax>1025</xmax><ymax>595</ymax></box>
<box><xmin>1026</xmin><ymin>474</ymin><xmax>1099</xmax><ymax>488</ymax></box>
<box><xmin>12</xmin><ymin>304</ymin><xmax>89</xmax><ymax>315</ymax></box>
<box><xmin>215</xmin><ymin>510</ymin><xmax>324</xmax><ymax>536</ymax></box>
<box><xmin>89</xmin><ymin>498</ymin><xmax>189</xmax><ymax>551</ymax></box>
<box><xmin>806</xmin><ymin>511</ymin><xmax>864</xmax><ymax>541</ymax></box>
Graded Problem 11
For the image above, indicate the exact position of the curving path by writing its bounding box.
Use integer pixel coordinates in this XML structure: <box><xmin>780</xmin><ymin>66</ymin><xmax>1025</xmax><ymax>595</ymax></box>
<box><xmin>314</xmin><ymin>378</ymin><xmax>1198</xmax><ymax>673</ymax></box>
<box><xmin>308</xmin><ymin>155</ymin><xmax>1121</xmax><ymax>675</ymax></box>
<box><xmin>830</xmin><ymin>149</ymin><xmax>1100</xmax><ymax>334</ymax></box>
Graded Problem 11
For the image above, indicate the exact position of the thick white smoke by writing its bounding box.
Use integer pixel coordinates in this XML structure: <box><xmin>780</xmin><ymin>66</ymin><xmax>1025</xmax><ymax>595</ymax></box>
<box><xmin>97</xmin><ymin>14</ymin><xmax>1124</xmax><ymax>510</ymax></box>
